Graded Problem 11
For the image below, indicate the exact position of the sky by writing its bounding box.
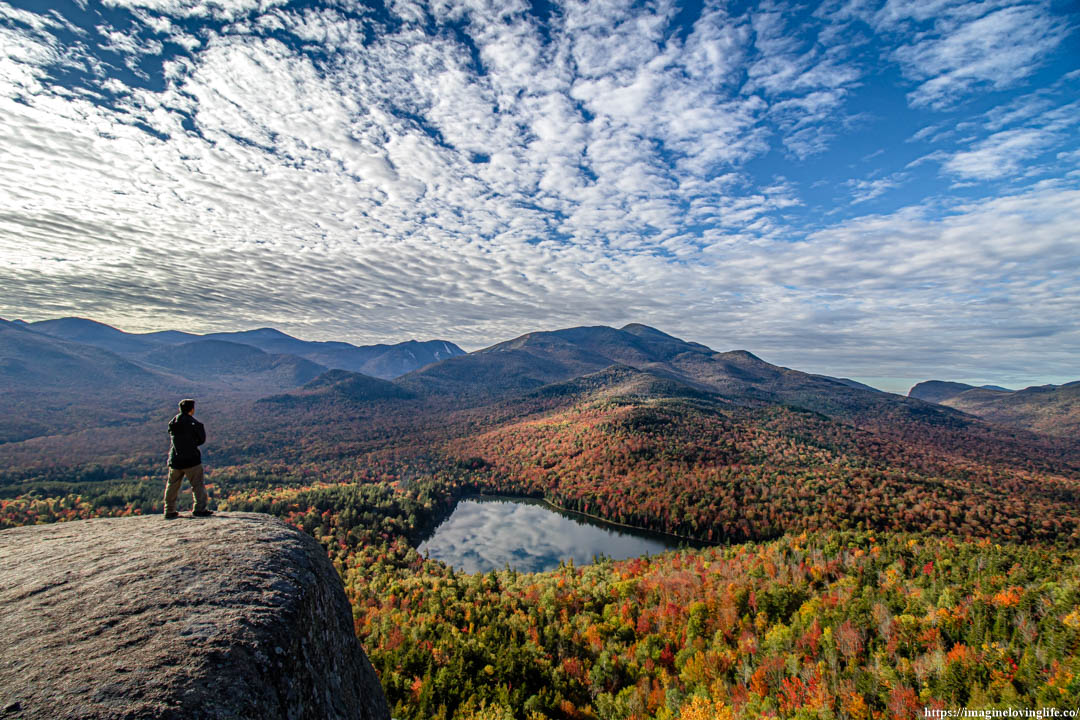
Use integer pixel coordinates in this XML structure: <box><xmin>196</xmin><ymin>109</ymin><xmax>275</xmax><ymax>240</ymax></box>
<box><xmin>0</xmin><ymin>0</ymin><xmax>1077</xmax><ymax>393</ymax></box>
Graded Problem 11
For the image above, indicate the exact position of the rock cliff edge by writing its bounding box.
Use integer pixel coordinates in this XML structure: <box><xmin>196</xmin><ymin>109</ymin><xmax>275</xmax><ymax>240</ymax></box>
<box><xmin>0</xmin><ymin>512</ymin><xmax>391</xmax><ymax>720</ymax></box>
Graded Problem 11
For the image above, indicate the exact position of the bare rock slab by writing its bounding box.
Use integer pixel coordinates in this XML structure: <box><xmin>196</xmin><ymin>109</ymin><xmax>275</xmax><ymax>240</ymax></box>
<box><xmin>0</xmin><ymin>512</ymin><xmax>391</xmax><ymax>720</ymax></box>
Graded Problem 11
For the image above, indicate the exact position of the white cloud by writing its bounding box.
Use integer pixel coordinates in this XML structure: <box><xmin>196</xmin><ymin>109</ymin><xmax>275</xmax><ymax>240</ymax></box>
<box><xmin>708</xmin><ymin>182</ymin><xmax>1080</xmax><ymax>380</ymax></box>
<box><xmin>942</xmin><ymin>128</ymin><xmax>1056</xmax><ymax>180</ymax></box>
<box><xmin>887</xmin><ymin>3</ymin><xmax>1069</xmax><ymax>109</ymax></box>
<box><xmin>930</xmin><ymin>83</ymin><xmax>1080</xmax><ymax>181</ymax></box>
<box><xmin>100</xmin><ymin>0</ymin><xmax>287</xmax><ymax>21</ymax></box>
<box><xmin>846</xmin><ymin>173</ymin><xmax>906</xmax><ymax>203</ymax></box>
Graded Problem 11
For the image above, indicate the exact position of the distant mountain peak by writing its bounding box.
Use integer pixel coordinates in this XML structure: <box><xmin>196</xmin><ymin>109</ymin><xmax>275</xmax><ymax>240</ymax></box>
<box><xmin>619</xmin><ymin>323</ymin><xmax>673</xmax><ymax>338</ymax></box>
<box><xmin>916</xmin><ymin>379</ymin><xmax>1080</xmax><ymax>438</ymax></box>
<box><xmin>619</xmin><ymin>324</ymin><xmax>715</xmax><ymax>353</ymax></box>
<box><xmin>721</xmin><ymin>349</ymin><xmax>766</xmax><ymax>363</ymax></box>
<box><xmin>908</xmin><ymin>380</ymin><xmax>976</xmax><ymax>404</ymax></box>
<box><xmin>245</xmin><ymin>327</ymin><xmax>294</xmax><ymax>338</ymax></box>
<box><xmin>37</xmin><ymin>316</ymin><xmax>111</xmax><ymax>327</ymax></box>
<box><xmin>27</xmin><ymin>316</ymin><xmax>160</xmax><ymax>354</ymax></box>
<box><xmin>261</xmin><ymin>368</ymin><xmax>415</xmax><ymax>406</ymax></box>
<box><xmin>31</xmin><ymin>316</ymin><xmax>126</xmax><ymax>334</ymax></box>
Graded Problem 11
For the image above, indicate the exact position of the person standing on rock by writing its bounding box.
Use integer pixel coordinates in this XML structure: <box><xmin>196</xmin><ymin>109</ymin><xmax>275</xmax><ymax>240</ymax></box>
<box><xmin>165</xmin><ymin>398</ymin><xmax>213</xmax><ymax>520</ymax></box>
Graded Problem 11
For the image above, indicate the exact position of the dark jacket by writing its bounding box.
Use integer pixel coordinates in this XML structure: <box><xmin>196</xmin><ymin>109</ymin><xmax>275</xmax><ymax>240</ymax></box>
<box><xmin>168</xmin><ymin>413</ymin><xmax>206</xmax><ymax>469</ymax></box>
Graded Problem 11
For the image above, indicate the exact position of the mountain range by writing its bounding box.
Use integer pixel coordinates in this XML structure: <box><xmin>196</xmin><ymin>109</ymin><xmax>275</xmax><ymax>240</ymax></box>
<box><xmin>17</xmin><ymin>317</ymin><xmax>464</xmax><ymax>379</ymax></box>
<box><xmin>388</xmin><ymin>324</ymin><xmax>951</xmax><ymax>428</ymax></box>
<box><xmin>4</xmin><ymin>315</ymin><xmax>1080</xmax><ymax>568</ymax></box>
<box><xmin>2</xmin><ymin>316</ymin><xmax>1076</xmax><ymax>451</ymax></box>
<box><xmin>0</xmin><ymin>317</ymin><xmax>459</xmax><ymax>443</ymax></box>
<box><xmin>909</xmin><ymin>379</ymin><xmax>1080</xmax><ymax>438</ymax></box>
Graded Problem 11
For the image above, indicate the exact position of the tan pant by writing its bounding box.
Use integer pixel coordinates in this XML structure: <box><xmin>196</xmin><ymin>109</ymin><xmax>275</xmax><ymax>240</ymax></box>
<box><xmin>164</xmin><ymin>464</ymin><xmax>208</xmax><ymax>513</ymax></box>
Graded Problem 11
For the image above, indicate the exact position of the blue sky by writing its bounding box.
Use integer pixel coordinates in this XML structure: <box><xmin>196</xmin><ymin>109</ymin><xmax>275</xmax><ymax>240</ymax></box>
<box><xmin>0</xmin><ymin>0</ymin><xmax>1077</xmax><ymax>392</ymax></box>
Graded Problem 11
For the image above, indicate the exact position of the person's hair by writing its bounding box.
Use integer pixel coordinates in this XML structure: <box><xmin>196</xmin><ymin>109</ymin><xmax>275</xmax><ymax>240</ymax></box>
<box><xmin>178</xmin><ymin>399</ymin><xmax>196</xmax><ymax>414</ymax></box>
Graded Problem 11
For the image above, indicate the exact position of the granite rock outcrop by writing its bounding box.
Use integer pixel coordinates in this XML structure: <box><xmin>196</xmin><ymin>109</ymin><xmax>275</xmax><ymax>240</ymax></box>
<box><xmin>0</xmin><ymin>512</ymin><xmax>390</xmax><ymax>720</ymax></box>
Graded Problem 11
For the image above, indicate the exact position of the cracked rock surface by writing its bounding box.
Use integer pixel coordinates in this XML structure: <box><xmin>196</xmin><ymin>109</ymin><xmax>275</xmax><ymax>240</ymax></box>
<box><xmin>0</xmin><ymin>512</ymin><xmax>390</xmax><ymax>720</ymax></box>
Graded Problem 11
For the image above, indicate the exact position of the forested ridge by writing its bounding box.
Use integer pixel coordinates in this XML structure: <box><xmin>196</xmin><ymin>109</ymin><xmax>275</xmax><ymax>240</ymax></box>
<box><xmin>451</xmin><ymin>400</ymin><xmax>1080</xmax><ymax>545</ymax></box>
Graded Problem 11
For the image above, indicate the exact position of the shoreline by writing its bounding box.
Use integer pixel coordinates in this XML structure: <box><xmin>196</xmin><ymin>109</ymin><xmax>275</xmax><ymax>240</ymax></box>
<box><xmin>540</xmin><ymin>497</ymin><xmax>714</xmax><ymax>547</ymax></box>
<box><xmin>463</xmin><ymin>491</ymin><xmax>714</xmax><ymax>547</ymax></box>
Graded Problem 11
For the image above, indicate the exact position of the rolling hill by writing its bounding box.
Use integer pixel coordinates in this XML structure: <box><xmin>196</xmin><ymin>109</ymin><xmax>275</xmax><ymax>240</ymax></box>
<box><xmin>910</xmin><ymin>379</ymin><xmax>1079</xmax><ymax>437</ymax></box>
<box><xmin>261</xmin><ymin>369</ymin><xmax>416</xmax><ymax>407</ymax></box>
<box><xmin>908</xmin><ymin>380</ymin><xmax>1014</xmax><ymax>403</ymax></box>
<box><xmin>0</xmin><ymin>319</ymin><xmax>165</xmax><ymax>391</ymax></box>
<box><xmin>0</xmin><ymin>319</ymin><xmax>191</xmax><ymax>443</ymax></box>
<box><xmin>19</xmin><ymin>317</ymin><xmax>165</xmax><ymax>355</ymax></box>
<box><xmin>945</xmin><ymin>382</ymin><xmax>1079</xmax><ymax>438</ymax></box>
<box><xmin>140</xmin><ymin>339</ymin><xmax>328</xmax><ymax>392</ymax></box>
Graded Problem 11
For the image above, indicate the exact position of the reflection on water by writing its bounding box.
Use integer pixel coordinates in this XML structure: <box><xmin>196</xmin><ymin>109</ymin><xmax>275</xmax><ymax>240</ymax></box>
<box><xmin>416</xmin><ymin>496</ymin><xmax>683</xmax><ymax>574</ymax></box>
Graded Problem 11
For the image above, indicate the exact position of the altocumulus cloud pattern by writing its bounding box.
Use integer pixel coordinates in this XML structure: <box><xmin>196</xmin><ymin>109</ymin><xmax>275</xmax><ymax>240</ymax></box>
<box><xmin>0</xmin><ymin>0</ymin><xmax>1078</xmax><ymax>389</ymax></box>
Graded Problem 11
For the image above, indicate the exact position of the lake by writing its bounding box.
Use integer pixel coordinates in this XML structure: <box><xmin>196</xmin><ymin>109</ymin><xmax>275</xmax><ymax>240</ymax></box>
<box><xmin>416</xmin><ymin>496</ymin><xmax>688</xmax><ymax>573</ymax></box>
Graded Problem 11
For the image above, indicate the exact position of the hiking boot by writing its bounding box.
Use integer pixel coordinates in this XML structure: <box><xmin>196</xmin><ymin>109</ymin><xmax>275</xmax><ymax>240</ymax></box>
<box><xmin>192</xmin><ymin>509</ymin><xmax>214</xmax><ymax>517</ymax></box>
<box><xmin>164</xmin><ymin>512</ymin><xmax>180</xmax><ymax>520</ymax></box>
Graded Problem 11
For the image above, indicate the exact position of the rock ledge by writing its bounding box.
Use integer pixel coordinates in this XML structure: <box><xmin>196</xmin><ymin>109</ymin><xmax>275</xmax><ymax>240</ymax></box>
<box><xmin>0</xmin><ymin>512</ymin><xmax>390</xmax><ymax>720</ymax></box>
